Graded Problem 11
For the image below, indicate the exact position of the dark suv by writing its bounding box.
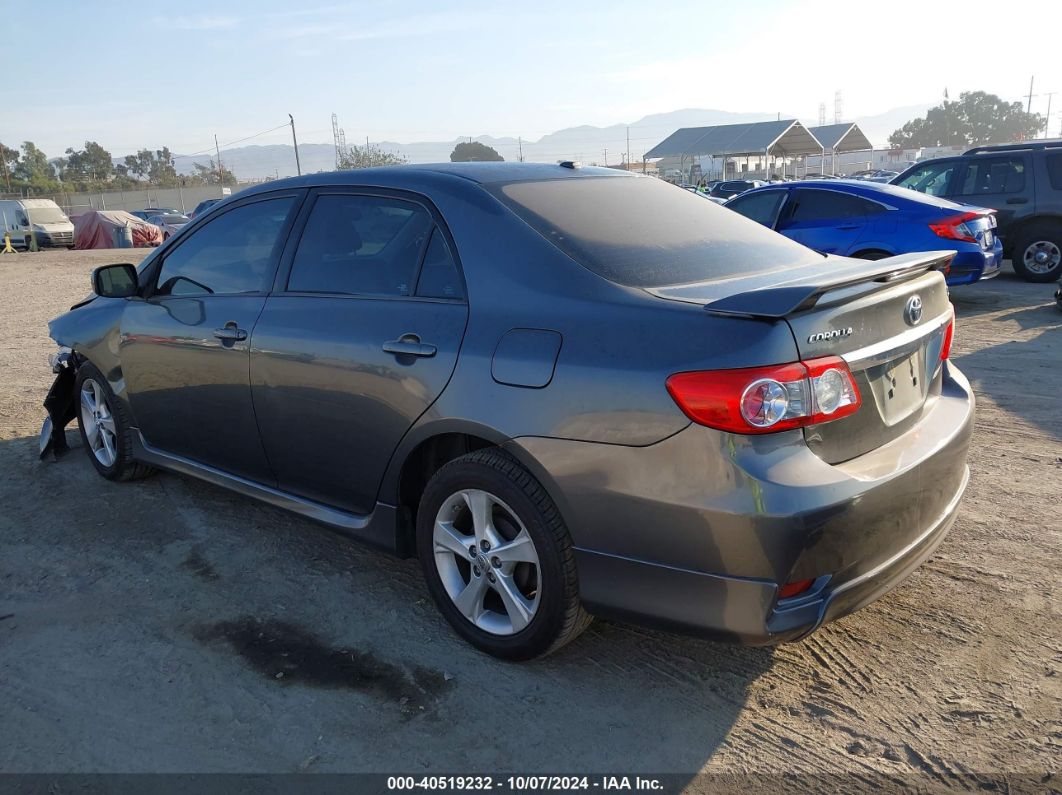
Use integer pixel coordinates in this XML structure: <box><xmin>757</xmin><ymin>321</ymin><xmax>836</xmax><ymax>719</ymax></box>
<box><xmin>890</xmin><ymin>141</ymin><xmax>1062</xmax><ymax>281</ymax></box>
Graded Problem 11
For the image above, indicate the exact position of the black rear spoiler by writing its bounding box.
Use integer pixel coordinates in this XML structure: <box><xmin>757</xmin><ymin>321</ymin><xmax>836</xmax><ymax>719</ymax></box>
<box><xmin>704</xmin><ymin>251</ymin><xmax>954</xmax><ymax>319</ymax></box>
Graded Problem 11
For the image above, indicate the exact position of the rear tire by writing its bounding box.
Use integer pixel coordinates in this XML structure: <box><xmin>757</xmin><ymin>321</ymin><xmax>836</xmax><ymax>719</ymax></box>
<box><xmin>1012</xmin><ymin>222</ymin><xmax>1062</xmax><ymax>282</ymax></box>
<box><xmin>416</xmin><ymin>449</ymin><xmax>591</xmax><ymax>660</ymax></box>
<box><xmin>75</xmin><ymin>362</ymin><xmax>154</xmax><ymax>482</ymax></box>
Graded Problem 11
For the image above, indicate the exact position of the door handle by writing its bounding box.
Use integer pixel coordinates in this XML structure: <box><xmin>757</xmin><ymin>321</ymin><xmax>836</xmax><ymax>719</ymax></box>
<box><xmin>213</xmin><ymin>325</ymin><xmax>247</xmax><ymax>342</ymax></box>
<box><xmin>1005</xmin><ymin>197</ymin><xmax>1028</xmax><ymax>204</ymax></box>
<box><xmin>383</xmin><ymin>334</ymin><xmax>436</xmax><ymax>358</ymax></box>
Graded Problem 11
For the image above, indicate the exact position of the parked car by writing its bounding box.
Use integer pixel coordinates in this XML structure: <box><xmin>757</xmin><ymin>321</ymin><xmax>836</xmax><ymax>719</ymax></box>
<box><xmin>0</xmin><ymin>198</ymin><xmax>75</xmax><ymax>249</ymax></box>
<box><xmin>725</xmin><ymin>179</ymin><xmax>1002</xmax><ymax>285</ymax></box>
<box><xmin>40</xmin><ymin>164</ymin><xmax>973</xmax><ymax>660</ymax></box>
<box><xmin>802</xmin><ymin>173</ymin><xmax>840</xmax><ymax>180</ymax></box>
<box><xmin>131</xmin><ymin>208</ymin><xmax>181</xmax><ymax>221</ymax></box>
<box><xmin>708</xmin><ymin>179</ymin><xmax>766</xmax><ymax>199</ymax></box>
<box><xmin>867</xmin><ymin>170</ymin><xmax>900</xmax><ymax>183</ymax></box>
<box><xmin>890</xmin><ymin>140</ymin><xmax>1062</xmax><ymax>281</ymax></box>
<box><xmin>147</xmin><ymin>212</ymin><xmax>191</xmax><ymax>240</ymax></box>
<box><xmin>188</xmin><ymin>198</ymin><xmax>224</xmax><ymax>219</ymax></box>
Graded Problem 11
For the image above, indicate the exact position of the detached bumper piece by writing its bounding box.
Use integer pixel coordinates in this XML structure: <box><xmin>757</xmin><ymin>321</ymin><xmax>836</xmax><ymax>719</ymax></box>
<box><xmin>39</xmin><ymin>352</ymin><xmax>76</xmax><ymax>461</ymax></box>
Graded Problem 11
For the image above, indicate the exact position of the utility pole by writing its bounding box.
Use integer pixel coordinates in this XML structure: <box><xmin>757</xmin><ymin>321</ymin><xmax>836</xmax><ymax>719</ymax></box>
<box><xmin>626</xmin><ymin>126</ymin><xmax>630</xmax><ymax>170</ymax></box>
<box><xmin>289</xmin><ymin>114</ymin><xmax>302</xmax><ymax>176</ymax></box>
<box><xmin>1025</xmin><ymin>76</ymin><xmax>1036</xmax><ymax>114</ymax></box>
<box><xmin>214</xmin><ymin>135</ymin><xmax>224</xmax><ymax>186</ymax></box>
<box><xmin>1043</xmin><ymin>92</ymin><xmax>1056</xmax><ymax>137</ymax></box>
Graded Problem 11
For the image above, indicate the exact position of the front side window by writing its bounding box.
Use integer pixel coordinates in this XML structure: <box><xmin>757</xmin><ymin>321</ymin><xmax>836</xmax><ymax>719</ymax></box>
<box><xmin>786</xmin><ymin>190</ymin><xmax>881</xmax><ymax>223</ymax></box>
<box><xmin>155</xmin><ymin>197</ymin><xmax>295</xmax><ymax>296</ymax></box>
<box><xmin>957</xmin><ymin>157</ymin><xmax>1025</xmax><ymax>195</ymax></box>
<box><xmin>726</xmin><ymin>190</ymin><xmax>787</xmax><ymax>227</ymax></box>
<box><xmin>287</xmin><ymin>194</ymin><xmax>433</xmax><ymax>296</ymax></box>
<box><xmin>895</xmin><ymin>161</ymin><xmax>956</xmax><ymax>196</ymax></box>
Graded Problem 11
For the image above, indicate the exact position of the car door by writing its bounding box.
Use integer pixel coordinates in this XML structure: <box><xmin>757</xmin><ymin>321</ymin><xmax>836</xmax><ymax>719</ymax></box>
<box><xmin>249</xmin><ymin>189</ymin><xmax>469</xmax><ymax>515</ymax></box>
<box><xmin>949</xmin><ymin>154</ymin><xmax>1029</xmax><ymax>232</ymax></box>
<box><xmin>120</xmin><ymin>191</ymin><xmax>303</xmax><ymax>482</ymax></box>
<box><xmin>776</xmin><ymin>188</ymin><xmax>877</xmax><ymax>254</ymax></box>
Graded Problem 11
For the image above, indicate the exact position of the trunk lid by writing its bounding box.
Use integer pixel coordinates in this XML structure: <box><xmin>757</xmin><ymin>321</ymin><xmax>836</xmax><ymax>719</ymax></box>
<box><xmin>648</xmin><ymin>251</ymin><xmax>954</xmax><ymax>462</ymax></box>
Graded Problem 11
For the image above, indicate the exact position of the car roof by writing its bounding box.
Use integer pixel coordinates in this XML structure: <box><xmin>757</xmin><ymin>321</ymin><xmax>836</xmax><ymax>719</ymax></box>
<box><xmin>240</xmin><ymin>162</ymin><xmax>634</xmax><ymax>197</ymax></box>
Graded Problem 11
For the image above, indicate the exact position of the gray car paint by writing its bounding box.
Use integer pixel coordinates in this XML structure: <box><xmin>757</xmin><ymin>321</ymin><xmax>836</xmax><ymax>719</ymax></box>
<box><xmin>46</xmin><ymin>163</ymin><xmax>974</xmax><ymax>643</ymax></box>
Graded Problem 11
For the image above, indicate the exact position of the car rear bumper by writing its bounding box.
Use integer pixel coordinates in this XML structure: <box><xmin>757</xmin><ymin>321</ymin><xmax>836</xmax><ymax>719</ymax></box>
<box><xmin>947</xmin><ymin>244</ymin><xmax>1003</xmax><ymax>285</ymax></box>
<box><xmin>508</xmin><ymin>361</ymin><xmax>975</xmax><ymax>644</ymax></box>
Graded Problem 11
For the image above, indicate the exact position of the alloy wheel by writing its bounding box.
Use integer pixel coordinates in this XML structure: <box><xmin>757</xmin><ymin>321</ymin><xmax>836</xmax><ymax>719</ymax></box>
<box><xmin>432</xmin><ymin>488</ymin><xmax>541</xmax><ymax>635</ymax></box>
<box><xmin>80</xmin><ymin>378</ymin><xmax>118</xmax><ymax>468</ymax></box>
<box><xmin>1023</xmin><ymin>240</ymin><xmax>1061</xmax><ymax>275</ymax></box>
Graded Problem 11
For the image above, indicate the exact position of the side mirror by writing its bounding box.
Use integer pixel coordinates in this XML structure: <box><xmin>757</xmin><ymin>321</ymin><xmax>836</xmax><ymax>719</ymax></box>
<box><xmin>92</xmin><ymin>263</ymin><xmax>139</xmax><ymax>298</ymax></box>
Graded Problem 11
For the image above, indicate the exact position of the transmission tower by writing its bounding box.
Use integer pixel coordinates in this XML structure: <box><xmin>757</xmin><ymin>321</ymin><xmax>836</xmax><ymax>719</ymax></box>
<box><xmin>332</xmin><ymin>113</ymin><xmax>343</xmax><ymax>168</ymax></box>
<box><xmin>818</xmin><ymin>103</ymin><xmax>826</xmax><ymax>127</ymax></box>
<box><xmin>834</xmin><ymin>91</ymin><xmax>843</xmax><ymax>124</ymax></box>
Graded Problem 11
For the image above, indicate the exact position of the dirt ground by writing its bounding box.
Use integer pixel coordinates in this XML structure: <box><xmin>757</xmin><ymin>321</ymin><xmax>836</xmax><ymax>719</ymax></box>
<box><xmin>0</xmin><ymin>249</ymin><xmax>1059</xmax><ymax>786</ymax></box>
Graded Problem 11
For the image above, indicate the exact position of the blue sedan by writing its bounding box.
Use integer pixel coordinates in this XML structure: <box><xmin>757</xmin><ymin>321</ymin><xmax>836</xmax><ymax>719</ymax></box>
<box><xmin>725</xmin><ymin>180</ymin><xmax>1002</xmax><ymax>285</ymax></box>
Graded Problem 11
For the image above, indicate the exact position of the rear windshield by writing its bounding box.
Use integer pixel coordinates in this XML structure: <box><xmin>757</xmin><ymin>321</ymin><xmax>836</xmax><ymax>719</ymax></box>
<box><xmin>493</xmin><ymin>176</ymin><xmax>821</xmax><ymax>288</ymax></box>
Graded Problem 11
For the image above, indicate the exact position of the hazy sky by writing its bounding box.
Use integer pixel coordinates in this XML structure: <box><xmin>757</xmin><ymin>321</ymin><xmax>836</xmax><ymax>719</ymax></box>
<box><xmin>11</xmin><ymin>0</ymin><xmax>1062</xmax><ymax>158</ymax></box>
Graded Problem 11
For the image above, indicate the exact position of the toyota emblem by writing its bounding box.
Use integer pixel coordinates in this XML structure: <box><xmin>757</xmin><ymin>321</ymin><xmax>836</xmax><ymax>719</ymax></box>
<box><xmin>904</xmin><ymin>295</ymin><xmax>923</xmax><ymax>325</ymax></box>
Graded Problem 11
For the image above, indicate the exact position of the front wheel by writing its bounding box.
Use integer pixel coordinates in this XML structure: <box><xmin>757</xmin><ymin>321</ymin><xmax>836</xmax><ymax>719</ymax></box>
<box><xmin>75</xmin><ymin>362</ymin><xmax>154</xmax><ymax>481</ymax></box>
<box><xmin>1012</xmin><ymin>223</ymin><xmax>1062</xmax><ymax>282</ymax></box>
<box><xmin>416</xmin><ymin>449</ymin><xmax>591</xmax><ymax>660</ymax></box>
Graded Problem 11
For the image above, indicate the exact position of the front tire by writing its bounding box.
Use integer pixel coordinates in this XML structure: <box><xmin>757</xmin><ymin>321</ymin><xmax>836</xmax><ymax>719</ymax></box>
<box><xmin>75</xmin><ymin>362</ymin><xmax>154</xmax><ymax>481</ymax></box>
<box><xmin>416</xmin><ymin>449</ymin><xmax>591</xmax><ymax>660</ymax></box>
<box><xmin>1012</xmin><ymin>222</ymin><xmax>1062</xmax><ymax>282</ymax></box>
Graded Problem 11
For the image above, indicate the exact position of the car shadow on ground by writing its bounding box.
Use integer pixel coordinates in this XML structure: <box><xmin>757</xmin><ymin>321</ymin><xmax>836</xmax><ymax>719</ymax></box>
<box><xmin>0</xmin><ymin>431</ymin><xmax>775</xmax><ymax>775</ymax></box>
<box><xmin>950</xmin><ymin>278</ymin><xmax>1062</xmax><ymax>441</ymax></box>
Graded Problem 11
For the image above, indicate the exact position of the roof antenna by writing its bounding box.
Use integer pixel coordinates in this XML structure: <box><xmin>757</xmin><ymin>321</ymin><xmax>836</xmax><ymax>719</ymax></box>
<box><xmin>558</xmin><ymin>160</ymin><xmax>581</xmax><ymax>169</ymax></box>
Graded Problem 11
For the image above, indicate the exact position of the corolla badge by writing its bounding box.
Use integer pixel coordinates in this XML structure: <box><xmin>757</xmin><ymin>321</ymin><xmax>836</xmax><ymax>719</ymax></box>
<box><xmin>807</xmin><ymin>327</ymin><xmax>854</xmax><ymax>344</ymax></box>
<box><xmin>905</xmin><ymin>295</ymin><xmax>923</xmax><ymax>326</ymax></box>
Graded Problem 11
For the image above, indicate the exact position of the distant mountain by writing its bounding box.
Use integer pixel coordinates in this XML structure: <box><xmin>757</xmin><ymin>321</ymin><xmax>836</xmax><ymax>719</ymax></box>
<box><xmin>158</xmin><ymin>105</ymin><xmax>931</xmax><ymax>180</ymax></box>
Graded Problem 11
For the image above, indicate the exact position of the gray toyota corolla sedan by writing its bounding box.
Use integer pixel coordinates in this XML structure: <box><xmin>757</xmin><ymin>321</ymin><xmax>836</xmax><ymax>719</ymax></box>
<box><xmin>40</xmin><ymin>163</ymin><xmax>973</xmax><ymax>659</ymax></box>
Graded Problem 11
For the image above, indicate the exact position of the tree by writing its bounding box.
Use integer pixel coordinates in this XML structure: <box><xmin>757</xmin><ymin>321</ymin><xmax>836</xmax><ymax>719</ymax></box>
<box><xmin>148</xmin><ymin>147</ymin><xmax>178</xmax><ymax>187</ymax></box>
<box><xmin>889</xmin><ymin>91</ymin><xmax>1043</xmax><ymax>149</ymax></box>
<box><xmin>337</xmin><ymin>143</ymin><xmax>407</xmax><ymax>169</ymax></box>
<box><xmin>450</xmin><ymin>141</ymin><xmax>503</xmax><ymax>162</ymax></box>
<box><xmin>0</xmin><ymin>142</ymin><xmax>18</xmax><ymax>191</ymax></box>
<box><xmin>14</xmin><ymin>141</ymin><xmax>58</xmax><ymax>189</ymax></box>
<box><xmin>60</xmin><ymin>141</ymin><xmax>114</xmax><ymax>183</ymax></box>
<box><xmin>191</xmin><ymin>158</ymin><xmax>237</xmax><ymax>185</ymax></box>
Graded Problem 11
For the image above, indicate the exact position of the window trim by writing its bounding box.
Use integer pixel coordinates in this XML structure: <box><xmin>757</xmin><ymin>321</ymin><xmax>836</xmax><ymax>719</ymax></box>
<box><xmin>146</xmin><ymin>189</ymin><xmax>306</xmax><ymax>300</ymax></box>
<box><xmin>274</xmin><ymin>186</ymin><xmax>467</xmax><ymax>303</ymax></box>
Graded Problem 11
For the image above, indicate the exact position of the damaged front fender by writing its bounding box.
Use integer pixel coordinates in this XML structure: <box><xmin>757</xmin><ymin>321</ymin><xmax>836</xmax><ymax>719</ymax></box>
<box><xmin>39</xmin><ymin>351</ymin><xmax>77</xmax><ymax>460</ymax></box>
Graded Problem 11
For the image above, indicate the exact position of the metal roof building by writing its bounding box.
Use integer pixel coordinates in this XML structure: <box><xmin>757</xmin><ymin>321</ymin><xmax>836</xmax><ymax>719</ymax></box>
<box><xmin>808</xmin><ymin>123</ymin><xmax>873</xmax><ymax>155</ymax></box>
<box><xmin>644</xmin><ymin>120</ymin><xmax>825</xmax><ymax>180</ymax></box>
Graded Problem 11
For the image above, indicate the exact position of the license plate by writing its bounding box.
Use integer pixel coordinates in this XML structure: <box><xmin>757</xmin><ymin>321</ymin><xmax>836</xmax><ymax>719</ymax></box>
<box><xmin>983</xmin><ymin>230</ymin><xmax>994</xmax><ymax>248</ymax></box>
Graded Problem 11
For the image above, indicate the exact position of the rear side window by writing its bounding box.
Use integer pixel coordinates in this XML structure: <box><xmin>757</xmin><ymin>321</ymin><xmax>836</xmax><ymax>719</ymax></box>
<box><xmin>727</xmin><ymin>190</ymin><xmax>787</xmax><ymax>227</ymax></box>
<box><xmin>155</xmin><ymin>197</ymin><xmax>295</xmax><ymax>296</ymax></box>
<box><xmin>493</xmin><ymin>176</ymin><xmax>821</xmax><ymax>288</ymax></box>
<box><xmin>1046</xmin><ymin>153</ymin><xmax>1062</xmax><ymax>191</ymax></box>
<box><xmin>895</xmin><ymin>161</ymin><xmax>957</xmax><ymax>196</ymax></box>
<box><xmin>288</xmin><ymin>194</ymin><xmax>433</xmax><ymax>296</ymax></box>
<box><xmin>957</xmin><ymin>157</ymin><xmax>1025</xmax><ymax>195</ymax></box>
<box><xmin>787</xmin><ymin>190</ymin><xmax>883</xmax><ymax>222</ymax></box>
<box><xmin>415</xmin><ymin>228</ymin><xmax>463</xmax><ymax>299</ymax></box>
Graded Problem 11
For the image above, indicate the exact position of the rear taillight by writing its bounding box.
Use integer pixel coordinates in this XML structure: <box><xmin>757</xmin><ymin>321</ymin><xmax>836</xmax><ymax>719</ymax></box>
<box><xmin>929</xmin><ymin>210</ymin><xmax>981</xmax><ymax>243</ymax></box>
<box><xmin>778</xmin><ymin>578</ymin><xmax>815</xmax><ymax>599</ymax></box>
<box><xmin>666</xmin><ymin>356</ymin><xmax>861</xmax><ymax>435</ymax></box>
<box><xmin>940</xmin><ymin>316</ymin><xmax>954</xmax><ymax>361</ymax></box>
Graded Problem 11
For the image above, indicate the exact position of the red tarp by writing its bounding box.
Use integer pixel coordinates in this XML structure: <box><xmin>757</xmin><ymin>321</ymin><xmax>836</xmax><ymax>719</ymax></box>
<box><xmin>73</xmin><ymin>210</ymin><xmax>163</xmax><ymax>250</ymax></box>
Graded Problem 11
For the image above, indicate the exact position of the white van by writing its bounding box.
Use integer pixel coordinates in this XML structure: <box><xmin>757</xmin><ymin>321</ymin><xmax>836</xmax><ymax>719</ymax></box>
<box><xmin>0</xmin><ymin>198</ymin><xmax>75</xmax><ymax>249</ymax></box>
